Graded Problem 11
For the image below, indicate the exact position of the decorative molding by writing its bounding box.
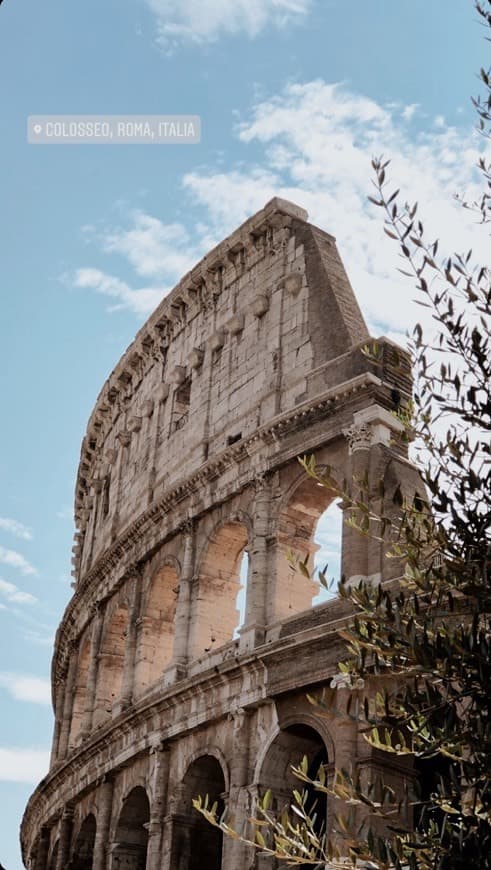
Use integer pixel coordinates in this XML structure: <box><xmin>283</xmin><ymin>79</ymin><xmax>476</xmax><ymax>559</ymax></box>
<box><xmin>209</xmin><ymin>330</ymin><xmax>225</xmax><ymax>352</ymax></box>
<box><xmin>170</xmin><ymin>366</ymin><xmax>187</xmax><ymax>386</ymax></box>
<box><xmin>141</xmin><ymin>399</ymin><xmax>154</xmax><ymax>418</ymax></box>
<box><xmin>281</xmin><ymin>272</ymin><xmax>303</xmax><ymax>296</ymax></box>
<box><xmin>251</xmin><ymin>294</ymin><xmax>269</xmax><ymax>318</ymax></box>
<box><xmin>116</xmin><ymin>431</ymin><xmax>131</xmax><ymax>448</ymax></box>
<box><xmin>228</xmin><ymin>313</ymin><xmax>244</xmax><ymax>335</ymax></box>
<box><xmin>156</xmin><ymin>383</ymin><xmax>169</xmax><ymax>403</ymax></box>
<box><xmin>128</xmin><ymin>416</ymin><xmax>142</xmax><ymax>434</ymax></box>
<box><xmin>344</xmin><ymin>422</ymin><xmax>372</xmax><ymax>453</ymax></box>
<box><xmin>188</xmin><ymin>348</ymin><xmax>204</xmax><ymax>370</ymax></box>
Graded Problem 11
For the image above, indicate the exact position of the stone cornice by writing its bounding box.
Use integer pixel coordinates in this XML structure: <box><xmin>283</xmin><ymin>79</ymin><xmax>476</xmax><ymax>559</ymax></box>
<box><xmin>25</xmin><ymin>600</ymin><xmax>352</xmax><ymax>843</ymax></box>
<box><xmin>74</xmin><ymin>198</ymin><xmax>312</xmax><ymax>526</ymax></box>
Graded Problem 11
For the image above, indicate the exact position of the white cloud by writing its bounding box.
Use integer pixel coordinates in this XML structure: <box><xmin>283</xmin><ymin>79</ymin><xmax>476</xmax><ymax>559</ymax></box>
<box><xmin>102</xmin><ymin>212</ymin><xmax>196</xmax><ymax>280</ymax></box>
<box><xmin>182</xmin><ymin>80</ymin><xmax>490</xmax><ymax>339</ymax></box>
<box><xmin>0</xmin><ymin>545</ymin><xmax>37</xmax><ymax>576</ymax></box>
<box><xmin>0</xmin><ymin>672</ymin><xmax>51</xmax><ymax>705</ymax></box>
<box><xmin>0</xmin><ymin>748</ymin><xmax>50</xmax><ymax>784</ymax></box>
<box><xmin>0</xmin><ymin>517</ymin><xmax>32</xmax><ymax>541</ymax></box>
<box><xmin>0</xmin><ymin>578</ymin><xmax>37</xmax><ymax>605</ymax></box>
<box><xmin>72</xmin><ymin>268</ymin><xmax>167</xmax><ymax>318</ymax></box>
<box><xmin>401</xmin><ymin>103</ymin><xmax>419</xmax><ymax>121</ymax></box>
<box><xmin>73</xmin><ymin>80</ymin><xmax>489</xmax><ymax>343</ymax></box>
<box><xmin>71</xmin><ymin>210</ymin><xmax>203</xmax><ymax>316</ymax></box>
<box><xmin>145</xmin><ymin>0</ymin><xmax>311</xmax><ymax>50</ymax></box>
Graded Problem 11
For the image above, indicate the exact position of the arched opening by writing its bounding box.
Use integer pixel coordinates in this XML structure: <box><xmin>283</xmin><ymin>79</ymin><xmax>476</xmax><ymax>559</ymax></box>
<box><xmin>256</xmin><ymin>724</ymin><xmax>328</xmax><ymax>869</ymax></box>
<box><xmin>234</xmin><ymin>551</ymin><xmax>249</xmax><ymax>638</ymax></box>
<box><xmin>92</xmin><ymin>602</ymin><xmax>128</xmax><ymax>727</ymax></box>
<box><xmin>134</xmin><ymin>563</ymin><xmax>178</xmax><ymax>697</ymax></box>
<box><xmin>273</xmin><ymin>476</ymin><xmax>341</xmax><ymax>622</ymax></box>
<box><xmin>71</xmin><ymin>814</ymin><xmax>96</xmax><ymax>870</ymax></box>
<box><xmin>312</xmin><ymin>500</ymin><xmax>343</xmax><ymax>605</ymax></box>
<box><xmin>112</xmin><ymin>786</ymin><xmax>150</xmax><ymax>870</ymax></box>
<box><xmin>190</xmin><ymin>521</ymin><xmax>249</xmax><ymax>659</ymax></box>
<box><xmin>171</xmin><ymin>756</ymin><xmax>225</xmax><ymax>870</ymax></box>
<box><xmin>69</xmin><ymin>635</ymin><xmax>91</xmax><ymax>746</ymax></box>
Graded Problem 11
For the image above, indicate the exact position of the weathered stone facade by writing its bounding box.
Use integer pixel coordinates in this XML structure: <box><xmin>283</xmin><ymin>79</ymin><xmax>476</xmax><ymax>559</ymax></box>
<box><xmin>21</xmin><ymin>199</ymin><xmax>421</xmax><ymax>869</ymax></box>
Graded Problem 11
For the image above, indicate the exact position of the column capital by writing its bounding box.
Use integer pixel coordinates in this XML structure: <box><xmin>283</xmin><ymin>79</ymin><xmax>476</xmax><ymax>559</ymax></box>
<box><xmin>344</xmin><ymin>422</ymin><xmax>372</xmax><ymax>453</ymax></box>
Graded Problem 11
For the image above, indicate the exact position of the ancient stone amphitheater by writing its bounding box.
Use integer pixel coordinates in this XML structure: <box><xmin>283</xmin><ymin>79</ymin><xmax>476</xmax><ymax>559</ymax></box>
<box><xmin>22</xmin><ymin>199</ymin><xmax>420</xmax><ymax>869</ymax></box>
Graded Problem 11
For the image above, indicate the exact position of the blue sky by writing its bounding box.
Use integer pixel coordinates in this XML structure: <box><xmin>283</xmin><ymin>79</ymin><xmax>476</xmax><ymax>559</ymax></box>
<box><xmin>0</xmin><ymin>1</ymin><xmax>489</xmax><ymax>867</ymax></box>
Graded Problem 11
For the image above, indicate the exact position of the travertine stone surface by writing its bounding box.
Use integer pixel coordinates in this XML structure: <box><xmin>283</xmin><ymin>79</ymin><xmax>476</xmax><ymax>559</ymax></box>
<box><xmin>22</xmin><ymin>200</ymin><xmax>421</xmax><ymax>869</ymax></box>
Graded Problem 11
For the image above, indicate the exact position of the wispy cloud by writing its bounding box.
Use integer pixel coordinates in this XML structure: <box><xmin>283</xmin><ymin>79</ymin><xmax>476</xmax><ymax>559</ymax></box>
<box><xmin>0</xmin><ymin>545</ymin><xmax>37</xmax><ymax>576</ymax></box>
<box><xmin>70</xmin><ymin>210</ymin><xmax>202</xmax><ymax>317</ymax></box>
<box><xmin>0</xmin><ymin>517</ymin><xmax>32</xmax><ymax>541</ymax></box>
<box><xmin>72</xmin><ymin>80</ymin><xmax>489</xmax><ymax>345</ymax></box>
<box><xmin>72</xmin><ymin>268</ymin><xmax>167</xmax><ymax>318</ymax></box>
<box><xmin>0</xmin><ymin>579</ymin><xmax>37</xmax><ymax>606</ymax></box>
<box><xmin>182</xmin><ymin>80</ymin><xmax>489</xmax><ymax>341</ymax></box>
<box><xmin>145</xmin><ymin>0</ymin><xmax>311</xmax><ymax>51</ymax></box>
<box><xmin>0</xmin><ymin>672</ymin><xmax>51</xmax><ymax>705</ymax></box>
<box><xmin>0</xmin><ymin>748</ymin><xmax>50</xmax><ymax>784</ymax></box>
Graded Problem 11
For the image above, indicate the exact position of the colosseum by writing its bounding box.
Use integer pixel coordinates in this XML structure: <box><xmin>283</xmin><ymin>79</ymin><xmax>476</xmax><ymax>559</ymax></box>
<box><xmin>21</xmin><ymin>198</ymin><xmax>421</xmax><ymax>869</ymax></box>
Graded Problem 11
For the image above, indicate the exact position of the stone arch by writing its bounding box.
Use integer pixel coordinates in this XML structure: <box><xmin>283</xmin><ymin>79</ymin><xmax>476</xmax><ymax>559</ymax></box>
<box><xmin>179</xmin><ymin>744</ymin><xmax>230</xmax><ymax>793</ymax></box>
<box><xmin>93</xmin><ymin>598</ymin><xmax>129</xmax><ymax>727</ymax></box>
<box><xmin>170</xmin><ymin>754</ymin><xmax>226</xmax><ymax>870</ymax></box>
<box><xmin>190</xmin><ymin>516</ymin><xmax>251</xmax><ymax>659</ymax></box>
<box><xmin>69</xmin><ymin>633</ymin><xmax>91</xmax><ymax>746</ymax></box>
<box><xmin>112</xmin><ymin>785</ymin><xmax>150</xmax><ymax>870</ymax></box>
<box><xmin>134</xmin><ymin>557</ymin><xmax>179</xmax><ymax>697</ymax></box>
<box><xmin>71</xmin><ymin>813</ymin><xmax>96</xmax><ymax>870</ymax></box>
<box><xmin>271</xmin><ymin>466</ymin><xmax>342</xmax><ymax>622</ymax></box>
<box><xmin>254</xmin><ymin>722</ymin><xmax>329</xmax><ymax>868</ymax></box>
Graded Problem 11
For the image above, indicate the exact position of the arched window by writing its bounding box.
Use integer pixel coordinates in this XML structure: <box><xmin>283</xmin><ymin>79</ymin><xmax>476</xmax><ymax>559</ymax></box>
<box><xmin>171</xmin><ymin>756</ymin><xmax>225</xmax><ymax>870</ymax></box>
<box><xmin>190</xmin><ymin>521</ymin><xmax>249</xmax><ymax>659</ymax></box>
<box><xmin>112</xmin><ymin>787</ymin><xmax>150</xmax><ymax>869</ymax></box>
<box><xmin>256</xmin><ymin>725</ymin><xmax>328</xmax><ymax>869</ymax></box>
<box><xmin>134</xmin><ymin>563</ymin><xmax>178</xmax><ymax>697</ymax></box>
<box><xmin>234</xmin><ymin>551</ymin><xmax>249</xmax><ymax>638</ymax></box>
<box><xmin>71</xmin><ymin>814</ymin><xmax>96</xmax><ymax>870</ymax></box>
<box><xmin>272</xmin><ymin>476</ymin><xmax>342</xmax><ymax>622</ymax></box>
<box><xmin>312</xmin><ymin>500</ymin><xmax>343</xmax><ymax>605</ymax></box>
<box><xmin>93</xmin><ymin>602</ymin><xmax>128</xmax><ymax>727</ymax></box>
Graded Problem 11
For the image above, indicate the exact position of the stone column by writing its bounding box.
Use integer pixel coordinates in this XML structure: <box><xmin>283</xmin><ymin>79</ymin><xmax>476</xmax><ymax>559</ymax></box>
<box><xmin>93</xmin><ymin>778</ymin><xmax>114</xmax><ymax>870</ymax></box>
<box><xmin>81</xmin><ymin>603</ymin><xmax>105</xmax><ymax>738</ymax></box>
<box><xmin>118</xmin><ymin>569</ymin><xmax>143</xmax><ymax>710</ymax></box>
<box><xmin>342</xmin><ymin>422</ymin><xmax>372</xmax><ymax>587</ymax></box>
<box><xmin>146</xmin><ymin>745</ymin><xmax>171</xmax><ymax>870</ymax></box>
<box><xmin>34</xmin><ymin>827</ymin><xmax>50</xmax><ymax>870</ymax></box>
<box><xmin>171</xmin><ymin>522</ymin><xmax>194</xmax><ymax>675</ymax></box>
<box><xmin>49</xmin><ymin>679</ymin><xmax>65</xmax><ymax>766</ymax></box>
<box><xmin>57</xmin><ymin>645</ymin><xmax>78</xmax><ymax>760</ymax></box>
<box><xmin>56</xmin><ymin>807</ymin><xmax>73</xmax><ymax>870</ymax></box>
<box><xmin>240</xmin><ymin>475</ymin><xmax>271</xmax><ymax>651</ymax></box>
<box><xmin>331</xmin><ymin>687</ymin><xmax>361</xmax><ymax>855</ymax></box>
<box><xmin>224</xmin><ymin>709</ymin><xmax>254</xmax><ymax>867</ymax></box>
<box><xmin>343</xmin><ymin>406</ymin><xmax>405</xmax><ymax>587</ymax></box>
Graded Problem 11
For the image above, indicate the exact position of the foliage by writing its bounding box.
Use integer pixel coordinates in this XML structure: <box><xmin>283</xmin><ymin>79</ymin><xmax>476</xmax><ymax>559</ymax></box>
<box><xmin>194</xmin><ymin>2</ymin><xmax>491</xmax><ymax>866</ymax></box>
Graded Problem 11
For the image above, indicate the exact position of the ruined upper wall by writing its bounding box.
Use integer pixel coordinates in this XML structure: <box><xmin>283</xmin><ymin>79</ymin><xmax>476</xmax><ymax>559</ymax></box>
<box><xmin>73</xmin><ymin>199</ymin><xmax>375</xmax><ymax>579</ymax></box>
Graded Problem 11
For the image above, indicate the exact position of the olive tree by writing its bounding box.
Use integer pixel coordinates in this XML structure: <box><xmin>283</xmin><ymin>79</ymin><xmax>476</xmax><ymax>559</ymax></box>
<box><xmin>195</xmin><ymin>3</ymin><xmax>491</xmax><ymax>866</ymax></box>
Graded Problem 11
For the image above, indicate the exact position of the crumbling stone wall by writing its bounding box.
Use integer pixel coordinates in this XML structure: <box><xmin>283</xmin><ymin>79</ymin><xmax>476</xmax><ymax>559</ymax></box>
<box><xmin>22</xmin><ymin>199</ymin><xmax>421</xmax><ymax>869</ymax></box>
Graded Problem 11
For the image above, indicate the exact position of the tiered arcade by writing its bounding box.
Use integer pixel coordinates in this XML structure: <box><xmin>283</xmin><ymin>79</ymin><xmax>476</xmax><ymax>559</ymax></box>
<box><xmin>21</xmin><ymin>199</ymin><xmax>420</xmax><ymax>869</ymax></box>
